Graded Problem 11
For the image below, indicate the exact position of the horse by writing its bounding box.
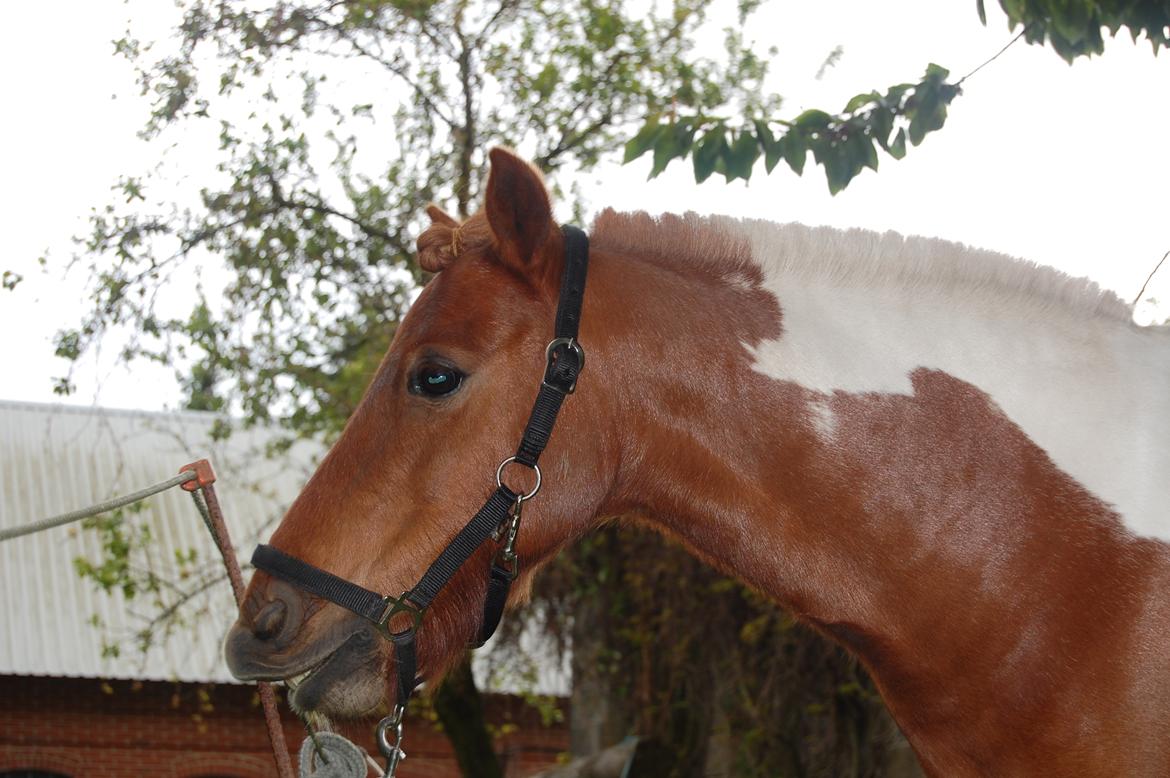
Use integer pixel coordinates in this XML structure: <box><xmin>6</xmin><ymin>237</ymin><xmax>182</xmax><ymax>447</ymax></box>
<box><xmin>225</xmin><ymin>147</ymin><xmax>1170</xmax><ymax>776</ymax></box>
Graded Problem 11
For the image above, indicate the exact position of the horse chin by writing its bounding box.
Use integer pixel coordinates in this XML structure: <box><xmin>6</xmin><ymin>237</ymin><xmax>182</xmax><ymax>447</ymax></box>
<box><xmin>286</xmin><ymin>628</ymin><xmax>386</xmax><ymax>719</ymax></box>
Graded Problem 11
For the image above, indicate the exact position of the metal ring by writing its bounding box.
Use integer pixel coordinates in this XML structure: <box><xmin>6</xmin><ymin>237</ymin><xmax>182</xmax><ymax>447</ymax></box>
<box><xmin>495</xmin><ymin>456</ymin><xmax>541</xmax><ymax>501</ymax></box>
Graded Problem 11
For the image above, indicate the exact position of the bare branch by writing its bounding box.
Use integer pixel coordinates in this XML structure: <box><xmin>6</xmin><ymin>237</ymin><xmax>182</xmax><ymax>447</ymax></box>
<box><xmin>476</xmin><ymin>0</ymin><xmax>520</xmax><ymax>47</ymax></box>
<box><xmin>1132</xmin><ymin>249</ymin><xmax>1170</xmax><ymax>306</ymax></box>
<box><xmin>309</xmin><ymin>18</ymin><xmax>459</xmax><ymax>130</ymax></box>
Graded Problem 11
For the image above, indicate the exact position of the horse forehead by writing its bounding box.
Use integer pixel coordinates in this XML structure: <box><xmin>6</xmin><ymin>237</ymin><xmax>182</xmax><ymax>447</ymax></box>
<box><xmin>399</xmin><ymin>261</ymin><xmax>522</xmax><ymax>347</ymax></box>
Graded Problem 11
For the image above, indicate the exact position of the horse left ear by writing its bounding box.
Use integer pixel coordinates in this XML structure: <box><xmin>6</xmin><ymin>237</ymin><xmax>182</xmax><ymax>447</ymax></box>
<box><xmin>485</xmin><ymin>148</ymin><xmax>554</xmax><ymax>272</ymax></box>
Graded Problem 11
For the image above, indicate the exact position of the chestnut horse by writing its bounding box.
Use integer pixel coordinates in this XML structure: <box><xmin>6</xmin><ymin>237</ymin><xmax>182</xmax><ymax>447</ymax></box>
<box><xmin>226</xmin><ymin>148</ymin><xmax>1170</xmax><ymax>776</ymax></box>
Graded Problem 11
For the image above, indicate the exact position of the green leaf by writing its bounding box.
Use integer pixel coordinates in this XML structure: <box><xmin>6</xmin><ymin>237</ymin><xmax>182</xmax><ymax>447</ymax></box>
<box><xmin>888</xmin><ymin>128</ymin><xmax>907</xmax><ymax>160</ymax></box>
<box><xmin>693</xmin><ymin>127</ymin><xmax>728</xmax><ymax>184</ymax></box>
<box><xmin>649</xmin><ymin>122</ymin><xmax>693</xmax><ymax>179</ymax></box>
<box><xmin>758</xmin><ymin>121</ymin><xmax>784</xmax><ymax>173</ymax></box>
<box><xmin>793</xmin><ymin>109</ymin><xmax>832</xmax><ymax>130</ymax></box>
<box><xmin>623</xmin><ymin>118</ymin><xmax>664</xmax><ymax>164</ymax></box>
<box><xmin>852</xmin><ymin>133</ymin><xmax>879</xmax><ymax>172</ymax></box>
<box><xmin>817</xmin><ymin>144</ymin><xmax>854</xmax><ymax>195</ymax></box>
<box><xmin>843</xmin><ymin>91</ymin><xmax>878</xmax><ymax>114</ymax></box>
<box><xmin>908</xmin><ymin>89</ymin><xmax>948</xmax><ymax>147</ymax></box>
<box><xmin>781</xmin><ymin>133</ymin><xmax>807</xmax><ymax>175</ymax></box>
<box><xmin>1050</xmin><ymin>2</ymin><xmax>1091</xmax><ymax>46</ymax></box>
<box><xmin>923</xmin><ymin>63</ymin><xmax>951</xmax><ymax>84</ymax></box>
<box><xmin>976</xmin><ymin>0</ymin><xmax>987</xmax><ymax>25</ymax></box>
<box><xmin>870</xmin><ymin>106</ymin><xmax>894</xmax><ymax>150</ymax></box>
<box><xmin>753</xmin><ymin>119</ymin><xmax>774</xmax><ymax>148</ymax></box>
<box><xmin>724</xmin><ymin>129</ymin><xmax>760</xmax><ymax>181</ymax></box>
<box><xmin>907</xmin><ymin>89</ymin><xmax>936</xmax><ymax>146</ymax></box>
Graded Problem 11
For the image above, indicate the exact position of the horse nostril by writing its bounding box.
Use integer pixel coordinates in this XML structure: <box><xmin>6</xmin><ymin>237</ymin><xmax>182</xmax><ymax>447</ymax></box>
<box><xmin>253</xmin><ymin>599</ymin><xmax>288</xmax><ymax>641</ymax></box>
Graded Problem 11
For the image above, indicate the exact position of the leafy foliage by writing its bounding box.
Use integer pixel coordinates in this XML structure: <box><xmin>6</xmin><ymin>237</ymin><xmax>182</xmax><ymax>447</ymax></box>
<box><xmin>981</xmin><ymin>0</ymin><xmax>1170</xmax><ymax>61</ymax></box>
<box><xmin>525</xmin><ymin>526</ymin><xmax>899</xmax><ymax>776</ymax></box>
<box><xmin>627</xmin><ymin>0</ymin><xmax>1166</xmax><ymax>189</ymax></box>
<box><xmin>73</xmin><ymin>500</ymin><xmax>222</xmax><ymax>662</ymax></box>
<box><xmin>624</xmin><ymin>64</ymin><xmax>960</xmax><ymax>194</ymax></box>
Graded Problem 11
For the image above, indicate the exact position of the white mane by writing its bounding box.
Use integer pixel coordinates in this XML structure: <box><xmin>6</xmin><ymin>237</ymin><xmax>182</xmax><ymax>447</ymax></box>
<box><xmin>718</xmin><ymin>217</ymin><xmax>1137</xmax><ymax>325</ymax></box>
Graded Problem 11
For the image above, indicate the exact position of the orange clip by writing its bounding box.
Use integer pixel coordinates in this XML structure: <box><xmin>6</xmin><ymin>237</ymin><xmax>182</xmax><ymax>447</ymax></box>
<box><xmin>180</xmin><ymin>459</ymin><xmax>217</xmax><ymax>492</ymax></box>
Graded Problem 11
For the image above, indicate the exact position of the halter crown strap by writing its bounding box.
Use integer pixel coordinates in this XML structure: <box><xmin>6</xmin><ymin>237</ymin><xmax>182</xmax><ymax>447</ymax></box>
<box><xmin>515</xmin><ymin>225</ymin><xmax>588</xmax><ymax>465</ymax></box>
<box><xmin>250</xmin><ymin>224</ymin><xmax>589</xmax><ymax>709</ymax></box>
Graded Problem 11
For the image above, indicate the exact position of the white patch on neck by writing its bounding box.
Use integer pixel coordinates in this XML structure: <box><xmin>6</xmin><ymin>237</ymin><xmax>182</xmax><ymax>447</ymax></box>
<box><xmin>725</xmin><ymin>219</ymin><xmax>1170</xmax><ymax>543</ymax></box>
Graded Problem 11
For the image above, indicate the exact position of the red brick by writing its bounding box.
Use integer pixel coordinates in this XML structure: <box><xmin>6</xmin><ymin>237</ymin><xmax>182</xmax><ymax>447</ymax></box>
<box><xmin>0</xmin><ymin>675</ymin><xmax>568</xmax><ymax>777</ymax></box>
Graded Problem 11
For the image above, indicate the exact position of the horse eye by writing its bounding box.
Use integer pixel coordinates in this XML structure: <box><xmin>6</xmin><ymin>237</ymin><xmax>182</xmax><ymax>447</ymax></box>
<box><xmin>410</xmin><ymin>362</ymin><xmax>464</xmax><ymax>398</ymax></box>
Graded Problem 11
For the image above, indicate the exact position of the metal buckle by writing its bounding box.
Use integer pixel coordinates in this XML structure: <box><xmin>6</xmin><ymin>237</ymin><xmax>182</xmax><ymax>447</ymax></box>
<box><xmin>543</xmin><ymin>337</ymin><xmax>585</xmax><ymax>394</ymax></box>
<box><xmin>375</xmin><ymin>592</ymin><xmax>425</xmax><ymax>640</ymax></box>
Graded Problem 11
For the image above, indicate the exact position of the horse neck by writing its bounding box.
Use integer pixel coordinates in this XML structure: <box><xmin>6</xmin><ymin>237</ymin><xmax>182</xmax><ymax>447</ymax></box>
<box><xmin>579</xmin><ymin>243</ymin><xmax>1170</xmax><ymax>774</ymax></box>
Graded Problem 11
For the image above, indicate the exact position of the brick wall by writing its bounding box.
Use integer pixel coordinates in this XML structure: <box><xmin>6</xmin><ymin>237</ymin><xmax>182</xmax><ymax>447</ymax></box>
<box><xmin>0</xmin><ymin>675</ymin><xmax>567</xmax><ymax>777</ymax></box>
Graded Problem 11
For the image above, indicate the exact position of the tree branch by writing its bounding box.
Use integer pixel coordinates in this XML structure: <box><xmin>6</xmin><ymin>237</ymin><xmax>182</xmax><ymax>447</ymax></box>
<box><xmin>269</xmin><ymin>183</ymin><xmax>402</xmax><ymax>247</ymax></box>
<box><xmin>539</xmin><ymin>8</ymin><xmax>696</xmax><ymax>171</ymax></box>
<box><xmin>310</xmin><ymin>19</ymin><xmax>459</xmax><ymax>130</ymax></box>
<box><xmin>1132</xmin><ymin>249</ymin><xmax>1170</xmax><ymax>306</ymax></box>
<box><xmin>476</xmin><ymin>0</ymin><xmax>520</xmax><ymax>47</ymax></box>
<box><xmin>454</xmin><ymin>3</ymin><xmax>478</xmax><ymax>218</ymax></box>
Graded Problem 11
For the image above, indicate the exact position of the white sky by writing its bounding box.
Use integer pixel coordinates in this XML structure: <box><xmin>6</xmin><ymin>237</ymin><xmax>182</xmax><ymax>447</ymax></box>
<box><xmin>1</xmin><ymin>1</ymin><xmax>1167</xmax><ymax>412</ymax></box>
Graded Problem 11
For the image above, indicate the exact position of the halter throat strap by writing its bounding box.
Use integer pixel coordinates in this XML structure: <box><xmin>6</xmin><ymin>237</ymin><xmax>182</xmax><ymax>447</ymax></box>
<box><xmin>251</xmin><ymin>224</ymin><xmax>589</xmax><ymax>710</ymax></box>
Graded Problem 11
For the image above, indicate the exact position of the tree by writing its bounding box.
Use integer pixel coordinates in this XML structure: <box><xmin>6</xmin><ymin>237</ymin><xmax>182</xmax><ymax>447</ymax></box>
<box><xmin>624</xmin><ymin>0</ymin><xmax>1170</xmax><ymax>193</ymax></box>
<box><xmin>59</xmin><ymin>0</ymin><xmax>778</xmax><ymax>437</ymax></box>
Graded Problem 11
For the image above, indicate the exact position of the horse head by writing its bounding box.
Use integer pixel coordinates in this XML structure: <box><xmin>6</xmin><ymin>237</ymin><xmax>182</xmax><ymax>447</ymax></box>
<box><xmin>224</xmin><ymin>149</ymin><xmax>617</xmax><ymax>716</ymax></box>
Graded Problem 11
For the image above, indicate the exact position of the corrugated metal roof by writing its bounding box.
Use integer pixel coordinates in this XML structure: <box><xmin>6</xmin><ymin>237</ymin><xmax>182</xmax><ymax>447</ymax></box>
<box><xmin>0</xmin><ymin>399</ymin><xmax>321</xmax><ymax>684</ymax></box>
<box><xmin>0</xmin><ymin>400</ymin><xmax>570</xmax><ymax>695</ymax></box>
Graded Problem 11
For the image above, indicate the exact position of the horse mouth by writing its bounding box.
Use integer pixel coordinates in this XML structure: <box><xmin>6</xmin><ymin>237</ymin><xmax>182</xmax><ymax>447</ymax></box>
<box><xmin>282</xmin><ymin>629</ymin><xmax>385</xmax><ymax>716</ymax></box>
<box><xmin>226</xmin><ymin>618</ymin><xmax>386</xmax><ymax>718</ymax></box>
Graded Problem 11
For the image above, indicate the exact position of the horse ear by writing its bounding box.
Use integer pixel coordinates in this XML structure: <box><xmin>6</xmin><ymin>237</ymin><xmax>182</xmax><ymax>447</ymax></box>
<box><xmin>485</xmin><ymin>148</ymin><xmax>554</xmax><ymax>272</ymax></box>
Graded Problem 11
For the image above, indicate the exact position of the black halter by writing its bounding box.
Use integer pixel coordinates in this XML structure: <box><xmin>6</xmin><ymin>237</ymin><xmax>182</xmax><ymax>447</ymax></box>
<box><xmin>250</xmin><ymin>224</ymin><xmax>589</xmax><ymax>719</ymax></box>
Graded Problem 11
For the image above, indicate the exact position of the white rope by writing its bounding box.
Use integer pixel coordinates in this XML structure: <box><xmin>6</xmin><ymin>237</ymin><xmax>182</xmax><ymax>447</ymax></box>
<box><xmin>298</xmin><ymin>732</ymin><xmax>370</xmax><ymax>778</ymax></box>
<box><xmin>365</xmin><ymin>753</ymin><xmax>386</xmax><ymax>777</ymax></box>
<box><xmin>0</xmin><ymin>470</ymin><xmax>197</xmax><ymax>542</ymax></box>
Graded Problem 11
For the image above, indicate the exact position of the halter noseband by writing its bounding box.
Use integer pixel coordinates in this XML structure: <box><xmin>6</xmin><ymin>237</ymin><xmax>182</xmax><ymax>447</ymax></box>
<box><xmin>249</xmin><ymin>224</ymin><xmax>589</xmax><ymax>769</ymax></box>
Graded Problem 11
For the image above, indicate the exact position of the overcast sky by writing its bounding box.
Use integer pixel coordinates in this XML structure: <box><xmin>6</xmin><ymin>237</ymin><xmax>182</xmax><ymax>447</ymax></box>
<box><xmin>2</xmin><ymin>1</ymin><xmax>1167</xmax><ymax>412</ymax></box>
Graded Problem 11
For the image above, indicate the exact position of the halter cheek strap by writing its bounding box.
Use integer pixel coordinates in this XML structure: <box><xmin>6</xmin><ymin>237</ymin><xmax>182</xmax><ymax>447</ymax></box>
<box><xmin>250</xmin><ymin>224</ymin><xmax>590</xmax><ymax>714</ymax></box>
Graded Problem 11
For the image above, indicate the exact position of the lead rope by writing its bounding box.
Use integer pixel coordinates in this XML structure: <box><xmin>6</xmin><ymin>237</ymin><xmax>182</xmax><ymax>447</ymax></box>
<box><xmin>0</xmin><ymin>470</ymin><xmax>197</xmax><ymax>541</ymax></box>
